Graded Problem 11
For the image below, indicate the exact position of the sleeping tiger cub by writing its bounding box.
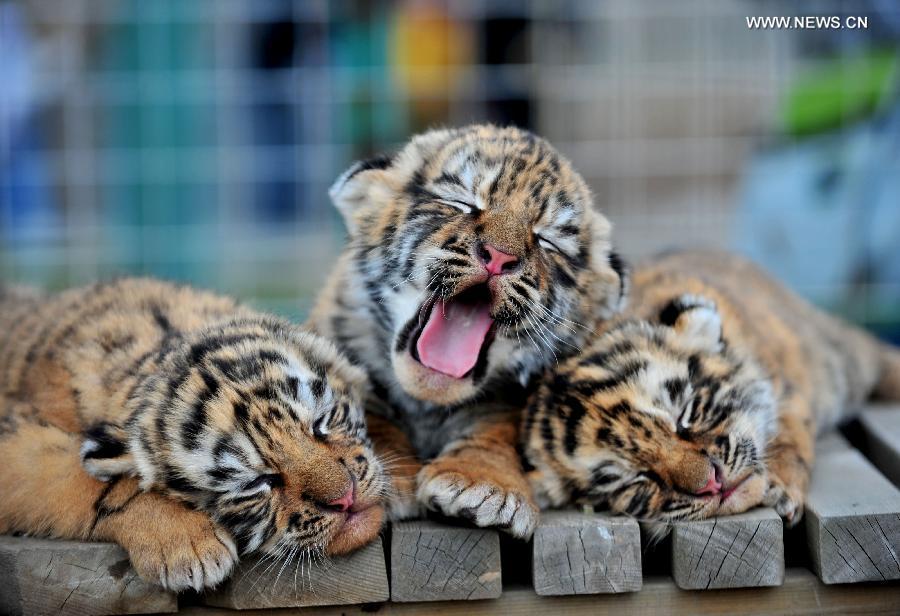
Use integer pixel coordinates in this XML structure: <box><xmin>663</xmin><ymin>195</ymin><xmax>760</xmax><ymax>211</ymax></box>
<box><xmin>0</xmin><ymin>279</ymin><xmax>388</xmax><ymax>591</ymax></box>
<box><xmin>309</xmin><ymin>124</ymin><xmax>627</xmax><ymax>537</ymax></box>
<box><xmin>523</xmin><ymin>251</ymin><xmax>900</xmax><ymax>525</ymax></box>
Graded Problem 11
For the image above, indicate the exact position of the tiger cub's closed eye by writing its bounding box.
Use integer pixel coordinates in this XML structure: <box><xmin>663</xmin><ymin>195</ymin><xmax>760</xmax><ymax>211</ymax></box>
<box><xmin>436</xmin><ymin>198</ymin><xmax>476</xmax><ymax>214</ymax></box>
<box><xmin>244</xmin><ymin>473</ymin><xmax>283</xmax><ymax>491</ymax></box>
<box><xmin>535</xmin><ymin>234</ymin><xmax>562</xmax><ymax>254</ymax></box>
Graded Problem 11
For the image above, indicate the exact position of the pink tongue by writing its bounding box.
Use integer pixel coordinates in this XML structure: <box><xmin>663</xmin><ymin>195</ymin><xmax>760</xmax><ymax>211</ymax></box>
<box><xmin>416</xmin><ymin>300</ymin><xmax>494</xmax><ymax>378</ymax></box>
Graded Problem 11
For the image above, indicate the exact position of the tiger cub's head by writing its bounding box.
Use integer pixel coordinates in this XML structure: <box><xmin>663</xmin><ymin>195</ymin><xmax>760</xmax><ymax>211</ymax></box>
<box><xmin>330</xmin><ymin>125</ymin><xmax>626</xmax><ymax>406</ymax></box>
<box><xmin>81</xmin><ymin>318</ymin><xmax>386</xmax><ymax>557</ymax></box>
<box><xmin>522</xmin><ymin>295</ymin><xmax>777</xmax><ymax>522</ymax></box>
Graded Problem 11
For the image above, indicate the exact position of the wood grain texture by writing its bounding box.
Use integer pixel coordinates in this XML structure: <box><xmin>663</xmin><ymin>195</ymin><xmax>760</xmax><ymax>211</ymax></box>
<box><xmin>671</xmin><ymin>508</ymin><xmax>784</xmax><ymax>589</ymax></box>
<box><xmin>390</xmin><ymin>521</ymin><xmax>501</xmax><ymax>602</ymax></box>
<box><xmin>858</xmin><ymin>406</ymin><xmax>900</xmax><ymax>487</ymax></box>
<box><xmin>177</xmin><ymin>569</ymin><xmax>900</xmax><ymax>616</ymax></box>
<box><xmin>805</xmin><ymin>434</ymin><xmax>900</xmax><ymax>584</ymax></box>
<box><xmin>203</xmin><ymin>538</ymin><xmax>388</xmax><ymax>610</ymax></box>
<box><xmin>0</xmin><ymin>536</ymin><xmax>176</xmax><ymax>616</ymax></box>
<box><xmin>532</xmin><ymin>510</ymin><xmax>641</xmax><ymax>595</ymax></box>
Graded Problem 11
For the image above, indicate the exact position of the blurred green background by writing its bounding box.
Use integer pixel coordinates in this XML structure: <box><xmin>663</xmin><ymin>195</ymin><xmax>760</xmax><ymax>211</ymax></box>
<box><xmin>2</xmin><ymin>0</ymin><xmax>899</xmax><ymax>341</ymax></box>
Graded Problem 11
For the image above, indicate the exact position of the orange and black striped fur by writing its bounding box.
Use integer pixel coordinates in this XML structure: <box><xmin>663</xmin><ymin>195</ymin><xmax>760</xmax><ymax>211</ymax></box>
<box><xmin>309</xmin><ymin>125</ymin><xmax>626</xmax><ymax>537</ymax></box>
<box><xmin>0</xmin><ymin>279</ymin><xmax>388</xmax><ymax>591</ymax></box>
<box><xmin>523</xmin><ymin>251</ymin><xmax>900</xmax><ymax>525</ymax></box>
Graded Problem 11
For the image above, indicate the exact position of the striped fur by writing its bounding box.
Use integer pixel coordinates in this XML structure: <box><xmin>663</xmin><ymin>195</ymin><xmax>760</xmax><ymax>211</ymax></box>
<box><xmin>0</xmin><ymin>279</ymin><xmax>387</xmax><ymax>591</ymax></box>
<box><xmin>308</xmin><ymin>125</ymin><xmax>627</xmax><ymax>537</ymax></box>
<box><xmin>523</xmin><ymin>251</ymin><xmax>900</xmax><ymax>526</ymax></box>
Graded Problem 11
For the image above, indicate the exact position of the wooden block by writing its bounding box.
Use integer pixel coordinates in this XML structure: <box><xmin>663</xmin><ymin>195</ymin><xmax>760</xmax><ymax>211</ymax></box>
<box><xmin>671</xmin><ymin>508</ymin><xmax>784</xmax><ymax>589</ymax></box>
<box><xmin>858</xmin><ymin>406</ymin><xmax>900</xmax><ymax>486</ymax></box>
<box><xmin>203</xmin><ymin>537</ymin><xmax>388</xmax><ymax>610</ymax></box>
<box><xmin>390</xmin><ymin>520</ymin><xmax>501</xmax><ymax>602</ymax></box>
<box><xmin>532</xmin><ymin>510</ymin><xmax>641</xmax><ymax>595</ymax></box>
<box><xmin>0</xmin><ymin>536</ymin><xmax>176</xmax><ymax>616</ymax></box>
<box><xmin>805</xmin><ymin>434</ymin><xmax>900</xmax><ymax>584</ymax></box>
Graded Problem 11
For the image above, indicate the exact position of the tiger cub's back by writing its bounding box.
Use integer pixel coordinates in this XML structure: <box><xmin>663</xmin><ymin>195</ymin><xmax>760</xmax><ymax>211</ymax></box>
<box><xmin>0</xmin><ymin>278</ymin><xmax>250</xmax><ymax>431</ymax></box>
<box><xmin>628</xmin><ymin>250</ymin><xmax>892</xmax><ymax>430</ymax></box>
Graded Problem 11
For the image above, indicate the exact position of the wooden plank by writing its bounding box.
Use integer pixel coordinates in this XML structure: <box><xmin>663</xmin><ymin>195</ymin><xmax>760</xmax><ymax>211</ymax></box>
<box><xmin>671</xmin><ymin>508</ymin><xmax>784</xmax><ymax>589</ymax></box>
<box><xmin>816</xmin><ymin>432</ymin><xmax>854</xmax><ymax>454</ymax></box>
<box><xmin>177</xmin><ymin>569</ymin><xmax>900</xmax><ymax>616</ymax></box>
<box><xmin>805</xmin><ymin>434</ymin><xmax>900</xmax><ymax>584</ymax></box>
<box><xmin>532</xmin><ymin>510</ymin><xmax>641</xmax><ymax>595</ymax></box>
<box><xmin>203</xmin><ymin>537</ymin><xmax>388</xmax><ymax>610</ymax></box>
<box><xmin>0</xmin><ymin>536</ymin><xmax>177</xmax><ymax>616</ymax></box>
<box><xmin>390</xmin><ymin>520</ymin><xmax>501</xmax><ymax>602</ymax></box>
<box><xmin>858</xmin><ymin>406</ymin><xmax>900</xmax><ymax>486</ymax></box>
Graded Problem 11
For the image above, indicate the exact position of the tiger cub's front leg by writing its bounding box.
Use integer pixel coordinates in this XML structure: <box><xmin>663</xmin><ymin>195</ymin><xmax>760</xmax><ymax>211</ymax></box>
<box><xmin>416</xmin><ymin>412</ymin><xmax>538</xmax><ymax>538</ymax></box>
<box><xmin>92</xmin><ymin>478</ymin><xmax>238</xmax><ymax>591</ymax></box>
<box><xmin>762</xmin><ymin>396</ymin><xmax>815</xmax><ymax>526</ymax></box>
<box><xmin>0</xmin><ymin>414</ymin><xmax>237</xmax><ymax>591</ymax></box>
<box><xmin>366</xmin><ymin>413</ymin><xmax>423</xmax><ymax>520</ymax></box>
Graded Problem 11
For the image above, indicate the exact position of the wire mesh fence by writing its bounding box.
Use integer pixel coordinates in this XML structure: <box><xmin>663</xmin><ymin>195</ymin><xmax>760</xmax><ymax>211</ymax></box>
<box><xmin>2</xmin><ymin>0</ymin><xmax>898</xmax><ymax>336</ymax></box>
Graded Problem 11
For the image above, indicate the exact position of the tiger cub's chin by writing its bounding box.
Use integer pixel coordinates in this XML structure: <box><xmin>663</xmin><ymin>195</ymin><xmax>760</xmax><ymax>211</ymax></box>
<box><xmin>323</xmin><ymin>505</ymin><xmax>386</xmax><ymax>555</ymax></box>
<box><xmin>392</xmin><ymin>349</ymin><xmax>481</xmax><ymax>406</ymax></box>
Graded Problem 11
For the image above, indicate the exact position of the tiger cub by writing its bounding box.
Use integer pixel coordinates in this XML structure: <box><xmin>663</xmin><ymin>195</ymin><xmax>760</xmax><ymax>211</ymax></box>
<box><xmin>309</xmin><ymin>125</ymin><xmax>627</xmax><ymax>537</ymax></box>
<box><xmin>0</xmin><ymin>279</ymin><xmax>388</xmax><ymax>591</ymax></box>
<box><xmin>522</xmin><ymin>251</ymin><xmax>900</xmax><ymax>525</ymax></box>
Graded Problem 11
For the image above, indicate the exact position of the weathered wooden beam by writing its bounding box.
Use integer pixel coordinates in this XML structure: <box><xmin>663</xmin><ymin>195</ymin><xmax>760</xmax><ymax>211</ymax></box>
<box><xmin>532</xmin><ymin>510</ymin><xmax>641</xmax><ymax>595</ymax></box>
<box><xmin>0</xmin><ymin>536</ymin><xmax>176</xmax><ymax>616</ymax></box>
<box><xmin>671</xmin><ymin>507</ymin><xmax>784</xmax><ymax>589</ymax></box>
<box><xmin>203</xmin><ymin>537</ymin><xmax>388</xmax><ymax>610</ymax></box>
<box><xmin>805</xmin><ymin>433</ymin><xmax>900</xmax><ymax>584</ymax></box>
<box><xmin>176</xmin><ymin>569</ymin><xmax>900</xmax><ymax>616</ymax></box>
<box><xmin>858</xmin><ymin>406</ymin><xmax>900</xmax><ymax>487</ymax></box>
<box><xmin>390</xmin><ymin>520</ymin><xmax>501</xmax><ymax>602</ymax></box>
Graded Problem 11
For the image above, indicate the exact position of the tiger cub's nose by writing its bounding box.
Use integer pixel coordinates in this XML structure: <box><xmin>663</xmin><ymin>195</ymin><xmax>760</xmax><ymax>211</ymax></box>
<box><xmin>694</xmin><ymin>464</ymin><xmax>723</xmax><ymax>496</ymax></box>
<box><xmin>476</xmin><ymin>242</ymin><xmax>520</xmax><ymax>275</ymax></box>
<box><xmin>321</xmin><ymin>487</ymin><xmax>355</xmax><ymax>513</ymax></box>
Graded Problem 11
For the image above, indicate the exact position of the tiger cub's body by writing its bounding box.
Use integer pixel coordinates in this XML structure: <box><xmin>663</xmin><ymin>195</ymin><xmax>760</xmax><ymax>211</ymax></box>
<box><xmin>523</xmin><ymin>251</ymin><xmax>900</xmax><ymax>524</ymax></box>
<box><xmin>0</xmin><ymin>279</ymin><xmax>388</xmax><ymax>590</ymax></box>
<box><xmin>309</xmin><ymin>125</ymin><xmax>627</xmax><ymax>536</ymax></box>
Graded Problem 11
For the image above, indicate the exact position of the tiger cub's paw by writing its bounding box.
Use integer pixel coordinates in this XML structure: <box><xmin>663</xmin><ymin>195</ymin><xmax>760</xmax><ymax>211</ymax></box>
<box><xmin>121</xmin><ymin>506</ymin><xmax>238</xmax><ymax>591</ymax></box>
<box><xmin>762</xmin><ymin>476</ymin><xmax>804</xmax><ymax>526</ymax></box>
<box><xmin>417</xmin><ymin>462</ymin><xmax>539</xmax><ymax>538</ymax></box>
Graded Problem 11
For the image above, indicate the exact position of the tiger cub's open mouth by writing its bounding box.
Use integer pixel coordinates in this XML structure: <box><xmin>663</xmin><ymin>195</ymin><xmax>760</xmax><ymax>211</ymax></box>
<box><xmin>408</xmin><ymin>283</ymin><xmax>497</xmax><ymax>380</ymax></box>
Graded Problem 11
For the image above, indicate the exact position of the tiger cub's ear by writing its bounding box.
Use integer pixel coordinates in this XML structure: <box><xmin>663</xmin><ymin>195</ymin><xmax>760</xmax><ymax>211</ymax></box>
<box><xmin>659</xmin><ymin>294</ymin><xmax>723</xmax><ymax>353</ymax></box>
<box><xmin>80</xmin><ymin>422</ymin><xmax>136</xmax><ymax>481</ymax></box>
<box><xmin>607</xmin><ymin>249</ymin><xmax>630</xmax><ymax>310</ymax></box>
<box><xmin>329</xmin><ymin>153</ymin><xmax>396</xmax><ymax>235</ymax></box>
